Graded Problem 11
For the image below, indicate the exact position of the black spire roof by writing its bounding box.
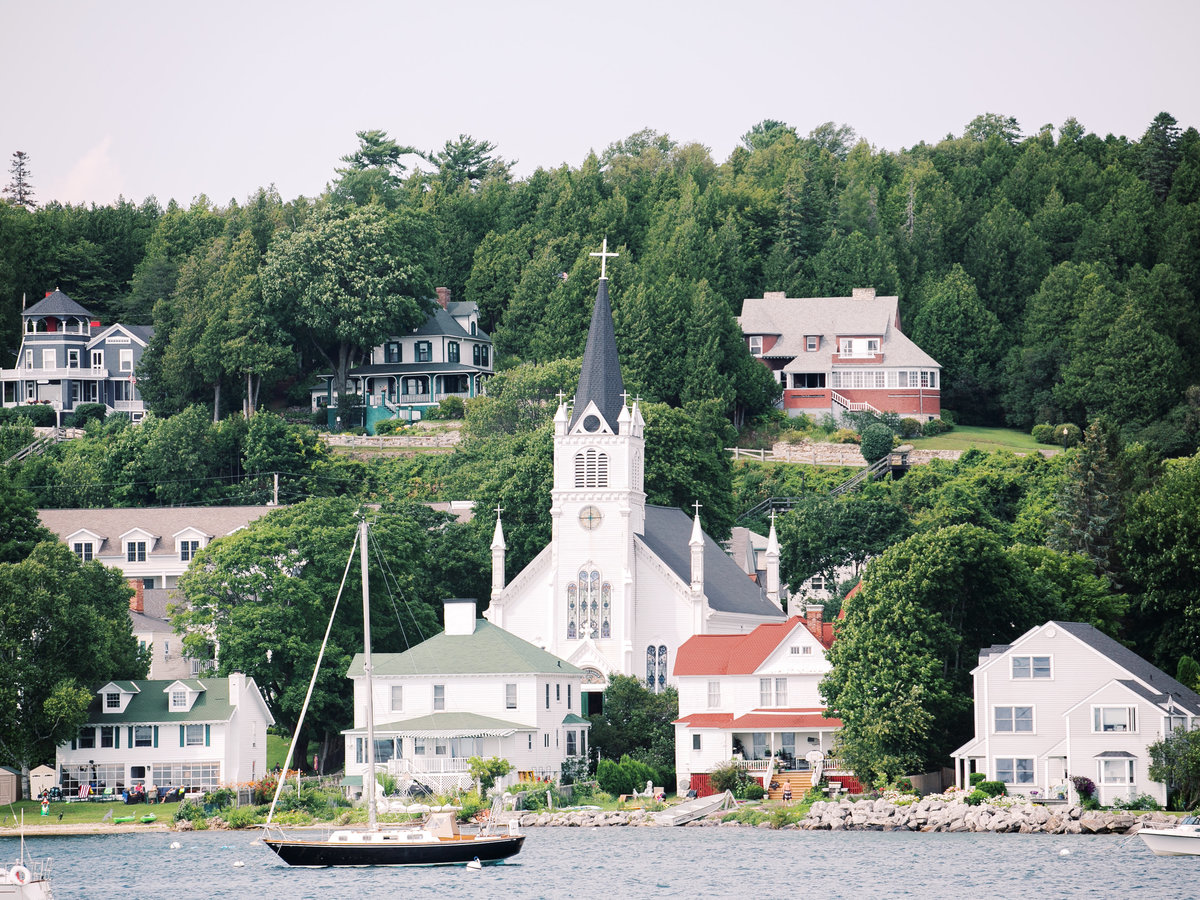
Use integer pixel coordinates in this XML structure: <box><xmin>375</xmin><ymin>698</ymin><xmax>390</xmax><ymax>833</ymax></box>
<box><xmin>570</xmin><ymin>278</ymin><xmax>625</xmax><ymax>430</ymax></box>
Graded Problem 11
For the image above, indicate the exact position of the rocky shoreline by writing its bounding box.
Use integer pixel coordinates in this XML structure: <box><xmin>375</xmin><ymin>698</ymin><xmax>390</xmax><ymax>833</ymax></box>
<box><xmin>512</xmin><ymin>797</ymin><xmax>1177</xmax><ymax>835</ymax></box>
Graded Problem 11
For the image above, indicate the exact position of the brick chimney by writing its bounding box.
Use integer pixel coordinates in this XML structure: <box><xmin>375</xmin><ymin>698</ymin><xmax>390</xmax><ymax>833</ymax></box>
<box><xmin>129</xmin><ymin>579</ymin><xmax>145</xmax><ymax>614</ymax></box>
<box><xmin>851</xmin><ymin>287</ymin><xmax>876</xmax><ymax>301</ymax></box>
<box><xmin>804</xmin><ymin>604</ymin><xmax>823</xmax><ymax>638</ymax></box>
<box><xmin>435</xmin><ymin>287</ymin><xmax>451</xmax><ymax>309</ymax></box>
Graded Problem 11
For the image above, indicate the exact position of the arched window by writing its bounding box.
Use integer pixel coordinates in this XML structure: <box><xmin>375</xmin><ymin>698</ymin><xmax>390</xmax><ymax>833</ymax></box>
<box><xmin>646</xmin><ymin>644</ymin><xmax>669</xmax><ymax>692</ymax></box>
<box><xmin>574</xmin><ymin>449</ymin><xmax>609</xmax><ymax>488</ymax></box>
<box><xmin>567</xmin><ymin>568</ymin><xmax>610</xmax><ymax>640</ymax></box>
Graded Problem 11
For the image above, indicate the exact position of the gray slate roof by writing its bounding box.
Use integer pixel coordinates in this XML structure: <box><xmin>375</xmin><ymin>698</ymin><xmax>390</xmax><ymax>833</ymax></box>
<box><xmin>570</xmin><ymin>279</ymin><xmax>625</xmax><ymax>430</ymax></box>
<box><xmin>1058</xmin><ymin>621</ymin><xmax>1200</xmax><ymax>714</ymax></box>
<box><xmin>38</xmin><ymin>506</ymin><xmax>275</xmax><ymax>553</ymax></box>
<box><xmin>640</xmin><ymin>506</ymin><xmax>786</xmax><ymax>620</ymax></box>
<box><xmin>738</xmin><ymin>292</ymin><xmax>940</xmax><ymax>370</ymax></box>
<box><xmin>23</xmin><ymin>289</ymin><xmax>92</xmax><ymax>319</ymax></box>
<box><xmin>411</xmin><ymin>307</ymin><xmax>484</xmax><ymax>340</ymax></box>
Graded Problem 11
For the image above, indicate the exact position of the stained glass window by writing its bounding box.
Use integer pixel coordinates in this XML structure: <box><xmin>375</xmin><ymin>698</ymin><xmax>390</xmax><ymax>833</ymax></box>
<box><xmin>646</xmin><ymin>645</ymin><xmax>656</xmax><ymax>686</ymax></box>
<box><xmin>567</xmin><ymin>583</ymin><xmax>578</xmax><ymax>639</ymax></box>
<box><xmin>658</xmin><ymin>645</ymin><xmax>668</xmax><ymax>691</ymax></box>
<box><xmin>601</xmin><ymin>583</ymin><xmax>611</xmax><ymax>638</ymax></box>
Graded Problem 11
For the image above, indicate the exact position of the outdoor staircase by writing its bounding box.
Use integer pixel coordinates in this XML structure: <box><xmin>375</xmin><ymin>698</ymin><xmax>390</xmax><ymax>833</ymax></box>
<box><xmin>4</xmin><ymin>428</ymin><xmax>65</xmax><ymax>465</ymax></box>
<box><xmin>765</xmin><ymin>770</ymin><xmax>813</xmax><ymax>802</ymax></box>
<box><xmin>828</xmin><ymin>454</ymin><xmax>891</xmax><ymax>497</ymax></box>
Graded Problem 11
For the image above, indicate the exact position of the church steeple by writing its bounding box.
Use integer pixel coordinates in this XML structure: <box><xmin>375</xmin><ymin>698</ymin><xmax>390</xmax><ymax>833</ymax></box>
<box><xmin>569</xmin><ymin>239</ymin><xmax>624</xmax><ymax>431</ymax></box>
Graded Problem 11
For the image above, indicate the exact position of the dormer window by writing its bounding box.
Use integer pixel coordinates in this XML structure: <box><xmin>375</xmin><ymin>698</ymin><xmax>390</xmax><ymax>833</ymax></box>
<box><xmin>74</xmin><ymin>542</ymin><xmax>94</xmax><ymax>562</ymax></box>
<box><xmin>806</xmin><ymin>335</ymin><xmax>819</xmax><ymax>351</ymax></box>
<box><xmin>748</xmin><ymin>336</ymin><xmax>763</xmax><ymax>356</ymax></box>
<box><xmin>105</xmin><ymin>692</ymin><xmax>121</xmax><ymax>709</ymax></box>
<box><xmin>127</xmin><ymin>541</ymin><xmax>147</xmax><ymax>562</ymax></box>
<box><xmin>180</xmin><ymin>540</ymin><xmax>200</xmax><ymax>562</ymax></box>
<box><xmin>171</xmin><ymin>690</ymin><xmax>188</xmax><ymax>710</ymax></box>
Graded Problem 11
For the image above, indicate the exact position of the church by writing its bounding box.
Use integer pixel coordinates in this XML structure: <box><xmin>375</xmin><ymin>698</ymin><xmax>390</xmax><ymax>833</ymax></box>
<box><xmin>484</xmin><ymin>243</ymin><xmax>787</xmax><ymax>714</ymax></box>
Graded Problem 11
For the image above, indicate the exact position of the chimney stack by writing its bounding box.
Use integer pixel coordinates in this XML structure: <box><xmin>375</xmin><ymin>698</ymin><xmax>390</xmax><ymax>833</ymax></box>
<box><xmin>804</xmin><ymin>604</ymin><xmax>824</xmax><ymax>638</ymax></box>
<box><xmin>443</xmin><ymin>598</ymin><xmax>478</xmax><ymax>636</ymax></box>
<box><xmin>851</xmin><ymin>287</ymin><xmax>876</xmax><ymax>301</ymax></box>
<box><xmin>129</xmin><ymin>579</ymin><xmax>145</xmax><ymax>614</ymax></box>
<box><xmin>435</xmin><ymin>287</ymin><xmax>451</xmax><ymax>309</ymax></box>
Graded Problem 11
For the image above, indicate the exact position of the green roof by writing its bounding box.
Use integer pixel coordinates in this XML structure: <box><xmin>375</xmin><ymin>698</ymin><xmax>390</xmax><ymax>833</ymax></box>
<box><xmin>347</xmin><ymin>620</ymin><xmax>582</xmax><ymax>677</ymax></box>
<box><xmin>562</xmin><ymin>713</ymin><xmax>590</xmax><ymax>725</ymax></box>
<box><xmin>85</xmin><ymin>679</ymin><xmax>234</xmax><ymax>725</ymax></box>
<box><xmin>342</xmin><ymin>711</ymin><xmax>530</xmax><ymax>737</ymax></box>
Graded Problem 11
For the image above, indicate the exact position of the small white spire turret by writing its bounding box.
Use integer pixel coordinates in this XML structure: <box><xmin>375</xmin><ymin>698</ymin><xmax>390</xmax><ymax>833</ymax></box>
<box><xmin>689</xmin><ymin>502</ymin><xmax>704</xmax><ymax>595</ymax></box>
<box><xmin>765</xmin><ymin>510</ymin><xmax>781</xmax><ymax>608</ymax></box>
<box><xmin>491</xmin><ymin>505</ymin><xmax>507</xmax><ymax>601</ymax></box>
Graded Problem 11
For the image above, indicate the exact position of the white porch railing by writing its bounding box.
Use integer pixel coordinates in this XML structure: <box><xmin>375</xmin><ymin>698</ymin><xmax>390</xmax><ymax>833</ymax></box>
<box><xmin>830</xmin><ymin>390</ymin><xmax>882</xmax><ymax>415</ymax></box>
<box><xmin>386</xmin><ymin>757</ymin><xmax>474</xmax><ymax>775</ymax></box>
<box><xmin>112</xmin><ymin>400</ymin><xmax>145</xmax><ymax>412</ymax></box>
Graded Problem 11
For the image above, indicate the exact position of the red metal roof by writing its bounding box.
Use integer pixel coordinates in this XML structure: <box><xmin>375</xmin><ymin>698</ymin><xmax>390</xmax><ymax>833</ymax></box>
<box><xmin>674</xmin><ymin>617</ymin><xmax>809</xmax><ymax>676</ymax></box>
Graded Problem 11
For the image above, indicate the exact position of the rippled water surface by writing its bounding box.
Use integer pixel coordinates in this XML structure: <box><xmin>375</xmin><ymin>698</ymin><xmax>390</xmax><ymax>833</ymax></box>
<box><xmin>4</xmin><ymin>826</ymin><xmax>1196</xmax><ymax>899</ymax></box>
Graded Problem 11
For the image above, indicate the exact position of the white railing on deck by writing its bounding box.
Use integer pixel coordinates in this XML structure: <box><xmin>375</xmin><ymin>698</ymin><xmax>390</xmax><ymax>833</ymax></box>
<box><xmin>830</xmin><ymin>390</ymin><xmax>882</xmax><ymax>415</ymax></box>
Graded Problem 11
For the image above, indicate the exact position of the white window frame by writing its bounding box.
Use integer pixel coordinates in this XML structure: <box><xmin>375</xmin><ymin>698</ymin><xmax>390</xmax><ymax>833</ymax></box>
<box><xmin>42</xmin><ymin>348</ymin><xmax>56</xmax><ymax>369</ymax></box>
<box><xmin>119</xmin><ymin>349</ymin><xmax>133</xmax><ymax>372</ymax></box>
<box><xmin>759</xmin><ymin>678</ymin><xmax>771</xmax><ymax>707</ymax></box>
<box><xmin>91</xmin><ymin>350</ymin><xmax>105</xmax><ymax>370</ymax></box>
<box><xmin>774</xmin><ymin>677</ymin><xmax>788</xmax><ymax>707</ymax></box>
<box><xmin>748</xmin><ymin>336</ymin><xmax>763</xmax><ymax>356</ymax></box>
<box><xmin>995</xmin><ymin>757</ymin><xmax>1035</xmax><ymax>785</ymax></box>
<box><xmin>1098</xmin><ymin>758</ymin><xmax>1135</xmax><ymax>785</ymax></box>
<box><xmin>433</xmin><ymin>684</ymin><xmax>445</xmax><ymax>711</ymax></box>
<box><xmin>179</xmin><ymin>540</ymin><xmax>200</xmax><ymax>562</ymax></box>
<box><xmin>126</xmin><ymin>541</ymin><xmax>146</xmax><ymax>563</ymax></box>
<box><xmin>1092</xmin><ymin>706</ymin><xmax>1137</xmax><ymax>733</ymax></box>
<box><xmin>805</xmin><ymin>335</ymin><xmax>818</xmax><ymax>352</ymax></box>
<box><xmin>390</xmin><ymin>686</ymin><xmax>403</xmax><ymax>713</ymax></box>
<box><xmin>1011</xmin><ymin>656</ymin><xmax>1052</xmax><ymax>679</ymax></box>
<box><xmin>506</xmin><ymin>683</ymin><xmax>517</xmax><ymax>709</ymax></box>
<box><xmin>74</xmin><ymin>541</ymin><xmax>94</xmax><ymax>562</ymax></box>
<box><xmin>994</xmin><ymin>705</ymin><xmax>1034</xmax><ymax>733</ymax></box>
<box><xmin>184</xmin><ymin>724</ymin><xmax>205</xmax><ymax>746</ymax></box>
<box><xmin>67</xmin><ymin>348</ymin><xmax>80</xmax><ymax>368</ymax></box>
<box><xmin>24</xmin><ymin>348</ymin><xmax>33</xmax><ymax>368</ymax></box>
<box><xmin>105</xmin><ymin>692</ymin><xmax>120</xmax><ymax>710</ymax></box>
<box><xmin>170</xmin><ymin>690</ymin><xmax>188</xmax><ymax>710</ymax></box>
<box><xmin>707</xmin><ymin>681</ymin><xmax>720</xmax><ymax>708</ymax></box>
<box><xmin>133</xmin><ymin>725</ymin><xmax>153</xmax><ymax>747</ymax></box>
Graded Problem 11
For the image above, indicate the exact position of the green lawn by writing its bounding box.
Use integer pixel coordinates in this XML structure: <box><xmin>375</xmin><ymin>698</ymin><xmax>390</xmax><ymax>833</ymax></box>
<box><xmin>907</xmin><ymin>426</ymin><xmax>1049</xmax><ymax>453</ymax></box>
<box><xmin>267</xmin><ymin>733</ymin><xmax>291</xmax><ymax>770</ymax></box>
<box><xmin>4</xmin><ymin>799</ymin><xmax>182</xmax><ymax>826</ymax></box>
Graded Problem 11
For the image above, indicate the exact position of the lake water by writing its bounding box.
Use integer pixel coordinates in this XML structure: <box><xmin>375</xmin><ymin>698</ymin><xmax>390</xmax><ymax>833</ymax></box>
<box><xmin>3</xmin><ymin>826</ymin><xmax>1195</xmax><ymax>899</ymax></box>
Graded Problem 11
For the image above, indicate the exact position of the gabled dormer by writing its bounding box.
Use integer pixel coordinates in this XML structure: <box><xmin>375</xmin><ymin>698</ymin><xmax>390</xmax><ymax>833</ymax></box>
<box><xmin>65</xmin><ymin>528</ymin><xmax>105</xmax><ymax>563</ymax></box>
<box><xmin>172</xmin><ymin>527</ymin><xmax>212</xmax><ymax>563</ymax></box>
<box><xmin>120</xmin><ymin>527</ymin><xmax>158</xmax><ymax>564</ymax></box>
<box><xmin>164</xmin><ymin>680</ymin><xmax>206</xmax><ymax>713</ymax></box>
<box><xmin>98</xmin><ymin>681</ymin><xmax>140</xmax><ymax>713</ymax></box>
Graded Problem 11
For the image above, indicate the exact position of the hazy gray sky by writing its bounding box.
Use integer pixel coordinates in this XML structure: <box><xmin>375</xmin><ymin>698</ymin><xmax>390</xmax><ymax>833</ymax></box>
<box><xmin>6</xmin><ymin>0</ymin><xmax>1197</xmax><ymax>207</ymax></box>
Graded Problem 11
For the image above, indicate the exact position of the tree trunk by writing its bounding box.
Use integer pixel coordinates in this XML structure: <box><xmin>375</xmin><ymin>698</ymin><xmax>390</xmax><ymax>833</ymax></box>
<box><xmin>212</xmin><ymin>382</ymin><xmax>221</xmax><ymax>424</ymax></box>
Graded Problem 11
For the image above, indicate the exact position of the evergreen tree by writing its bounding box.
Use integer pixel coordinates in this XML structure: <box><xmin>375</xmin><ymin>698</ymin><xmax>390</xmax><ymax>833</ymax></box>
<box><xmin>1047</xmin><ymin>418</ymin><xmax>1124</xmax><ymax>585</ymax></box>
<box><xmin>2</xmin><ymin>150</ymin><xmax>35</xmax><ymax>209</ymax></box>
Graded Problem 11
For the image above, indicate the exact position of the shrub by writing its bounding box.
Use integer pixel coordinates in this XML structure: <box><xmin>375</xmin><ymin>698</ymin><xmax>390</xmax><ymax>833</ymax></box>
<box><xmin>964</xmin><ymin>789</ymin><xmax>987</xmax><ymax>806</ymax></box>
<box><xmin>1070</xmin><ymin>775</ymin><xmax>1096</xmax><ymax>800</ymax></box>
<box><xmin>224</xmin><ymin>805</ymin><xmax>264</xmax><ymax>828</ymax></box>
<box><xmin>921</xmin><ymin>417</ymin><xmax>953</xmax><ymax>436</ymax></box>
<box><xmin>431</xmin><ymin>396</ymin><xmax>465</xmax><ymax>420</ymax></box>
<box><xmin>67</xmin><ymin>403</ymin><xmax>107</xmax><ymax>427</ymax></box>
<box><xmin>1051</xmin><ymin>423</ymin><xmax>1082</xmax><ymax>448</ymax></box>
<box><xmin>596</xmin><ymin>758</ymin><xmax>631</xmax><ymax>796</ymax></box>
<box><xmin>898</xmin><ymin>418</ymin><xmax>922</xmax><ymax>439</ymax></box>
<box><xmin>830</xmin><ymin>428</ymin><xmax>860</xmax><ymax>444</ymax></box>
<box><xmin>22</xmin><ymin>404</ymin><xmax>57</xmax><ymax>427</ymax></box>
<box><xmin>203</xmin><ymin>787</ymin><xmax>236</xmax><ymax>809</ymax></box>
<box><xmin>860</xmin><ymin>423</ymin><xmax>895</xmax><ymax>463</ymax></box>
<box><xmin>560</xmin><ymin>756</ymin><xmax>590</xmax><ymax>786</ymax></box>
<box><xmin>1031</xmin><ymin>423</ymin><xmax>1057</xmax><ymax>444</ymax></box>
<box><xmin>311</xmin><ymin>409</ymin><xmax>329</xmax><ymax>429</ymax></box>
<box><xmin>174</xmin><ymin>799</ymin><xmax>204</xmax><ymax>822</ymax></box>
<box><xmin>373</xmin><ymin>418</ymin><xmax>407</xmax><ymax>435</ymax></box>
<box><xmin>969</xmin><ymin>772</ymin><xmax>986</xmax><ymax>787</ymax></box>
<box><xmin>744</xmin><ymin>782</ymin><xmax>766</xmax><ymax>801</ymax></box>
<box><xmin>978</xmin><ymin>780</ymin><xmax>1007</xmax><ymax>798</ymax></box>
<box><xmin>1111</xmin><ymin>793</ymin><xmax>1161</xmax><ymax>811</ymax></box>
<box><xmin>468</xmin><ymin>756</ymin><xmax>512</xmax><ymax>797</ymax></box>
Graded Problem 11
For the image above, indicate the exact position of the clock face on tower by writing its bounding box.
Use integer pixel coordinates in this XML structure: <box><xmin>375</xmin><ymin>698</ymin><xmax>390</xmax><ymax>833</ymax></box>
<box><xmin>578</xmin><ymin>505</ymin><xmax>603</xmax><ymax>531</ymax></box>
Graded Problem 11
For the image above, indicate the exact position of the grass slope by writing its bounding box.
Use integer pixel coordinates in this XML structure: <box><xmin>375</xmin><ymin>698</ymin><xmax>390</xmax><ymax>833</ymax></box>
<box><xmin>908</xmin><ymin>426</ymin><xmax>1047</xmax><ymax>453</ymax></box>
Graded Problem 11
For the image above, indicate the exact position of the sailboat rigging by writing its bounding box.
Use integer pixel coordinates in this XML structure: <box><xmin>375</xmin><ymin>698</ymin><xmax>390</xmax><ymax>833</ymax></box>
<box><xmin>261</xmin><ymin>516</ymin><xmax>525</xmax><ymax>867</ymax></box>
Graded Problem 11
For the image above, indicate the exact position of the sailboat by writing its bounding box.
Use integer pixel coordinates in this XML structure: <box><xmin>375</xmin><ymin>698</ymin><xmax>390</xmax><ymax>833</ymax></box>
<box><xmin>261</xmin><ymin>517</ymin><xmax>525</xmax><ymax>867</ymax></box>
<box><xmin>0</xmin><ymin>812</ymin><xmax>53</xmax><ymax>900</ymax></box>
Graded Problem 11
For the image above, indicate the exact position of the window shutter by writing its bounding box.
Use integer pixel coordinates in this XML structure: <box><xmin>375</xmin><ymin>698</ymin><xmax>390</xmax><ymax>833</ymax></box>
<box><xmin>115</xmin><ymin>728</ymin><xmax>120</xmax><ymax>749</ymax></box>
<box><xmin>180</xmin><ymin>725</ymin><xmax>185</xmax><ymax>747</ymax></box>
<box><xmin>153</xmin><ymin>726</ymin><xmax>159</xmax><ymax>748</ymax></box>
<box><xmin>205</xmin><ymin>725</ymin><xmax>211</xmax><ymax>747</ymax></box>
<box><xmin>71</xmin><ymin>738</ymin><xmax>76</xmax><ymax>750</ymax></box>
<box><xmin>128</xmin><ymin>726</ymin><xmax>133</xmax><ymax>746</ymax></box>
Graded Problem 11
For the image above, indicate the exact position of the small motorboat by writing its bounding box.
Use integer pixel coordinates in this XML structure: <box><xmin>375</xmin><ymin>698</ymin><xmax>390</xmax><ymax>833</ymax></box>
<box><xmin>1137</xmin><ymin>815</ymin><xmax>1200</xmax><ymax>856</ymax></box>
<box><xmin>0</xmin><ymin>812</ymin><xmax>53</xmax><ymax>899</ymax></box>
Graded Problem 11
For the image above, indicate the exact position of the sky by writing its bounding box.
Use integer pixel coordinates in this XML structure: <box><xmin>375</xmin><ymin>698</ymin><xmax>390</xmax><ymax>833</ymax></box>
<box><xmin>4</xmin><ymin>0</ymin><xmax>1199</xmax><ymax>208</ymax></box>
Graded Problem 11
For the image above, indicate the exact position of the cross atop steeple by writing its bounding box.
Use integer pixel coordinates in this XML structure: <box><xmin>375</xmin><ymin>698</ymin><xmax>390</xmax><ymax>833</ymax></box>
<box><xmin>556</xmin><ymin>390</ymin><xmax>566</xmax><ymax>405</ymax></box>
<box><xmin>620</xmin><ymin>390</ymin><xmax>631</xmax><ymax>407</ymax></box>
<box><xmin>494</xmin><ymin>504</ymin><xmax>504</xmax><ymax>519</ymax></box>
<box><xmin>589</xmin><ymin>237</ymin><xmax>619</xmax><ymax>280</ymax></box>
<box><xmin>693</xmin><ymin>501</ymin><xmax>703</xmax><ymax>518</ymax></box>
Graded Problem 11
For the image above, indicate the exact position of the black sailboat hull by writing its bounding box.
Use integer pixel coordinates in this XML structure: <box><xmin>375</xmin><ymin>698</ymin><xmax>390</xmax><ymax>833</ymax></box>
<box><xmin>263</xmin><ymin>833</ymin><xmax>525</xmax><ymax>867</ymax></box>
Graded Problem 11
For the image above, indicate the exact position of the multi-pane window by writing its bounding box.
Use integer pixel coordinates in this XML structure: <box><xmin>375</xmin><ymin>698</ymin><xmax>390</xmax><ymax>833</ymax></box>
<box><xmin>171</xmin><ymin>690</ymin><xmax>187</xmax><ymax>710</ymax></box>
<box><xmin>792</xmin><ymin>373</ymin><xmax>826</xmax><ymax>388</ymax></box>
<box><xmin>447</xmin><ymin>342</ymin><xmax>459</xmax><ymax>363</ymax></box>
<box><xmin>506</xmin><ymin>683</ymin><xmax>517</xmax><ymax>709</ymax></box>
<box><xmin>774</xmin><ymin>677</ymin><xmax>788</xmax><ymax>706</ymax></box>
<box><xmin>119</xmin><ymin>349</ymin><xmax>133</xmax><ymax>372</ymax></box>
<box><xmin>645</xmin><ymin>645</ymin><xmax>668</xmax><ymax>693</ymax></box>
<box><xmin>748</xmin><ymin>336</ymin><xmax>763</xmax><ymax>356</ymax></box>
<box><xmin>68</xmin><ymin>349</ymin><xmax>80</xmax><ymax>368</ymax></box>
<box><xmin>179</xmin><ymin>540</ymin><xmax>200</xmax><ymax>561</ymax></box>
<box><xmin>1011</xmin><ymin>656</ymin><xmax>1052</xmax><ymax>679</ymax></box>
<box><xmin>994</xmin><ymin>706</ymin><xmax>1034</xmax><ymax>732</ymax></box>
<box><xmin>185</xmin><ymin>724</ymin><xmax>205</xmax><ymax>746</ymax></box>
<box><xmin>1099</xmin><ymin>758</ymin><xmax>1135</xmax><ymax>784</ymax></box>
<box><xmin>566</xmin><ymin>730</ymin><xmax>577</xmax><ymax>756</ymax></box>
<box><xmin>105</xmin><ymin>692</ymin><xmax>120</xmax><ymax>709</ymax></box>
<box><xmin>566</xmin><ymin>569</ymin><xmax>610</xmax><ymax>640</ymax></box>
<box><xmin>74</xmin><ymin>542</ymin><xmax>93</xmax><ymax>562</ymax></box>
<box><xmin>433</xmin><ymin>685</ymin><xmax>445</xmax><ymax>710</ymax></box>
<box><xmin>760</xmin><ymin>678</ymin><xmax>772</xmax><ymax>707</ymax></box>
<box><xmin>126</xmin><ymin>541</ymin><xmax>147</xmax><ymax>563</ymax></box>
<box><xmin>415</xmin><ymin>341</ymin><xmax>432</xmax><ymax>362</ymax></box>
<box><xmin>133</xmin><ymin>726</ymin><xmax>153</xmax><ymax>747</ymax></box>
<box><xmin>480</xmin><ymin>346</ymin><xmax>489</xmax><ymax>367</ymax></box>
<box><xmin>78</xmin><ymin>727</ymin><xmax>96</xmax><ymax>748</ymax></box>
<box><xmin>385</xmin><ymin>342</ymin><xmax>401</xmax><ymax>364</ymax></box>
<box><xmin>805</xmin><ymin>335</ymin><xmax>819</xmax><ymax>351</ymax></box>
<box><xmin>995</xmin><ymin>758</ymin><xmax>1035</xmax><ymax>785</ymax></box>
<box><xmin>692</xmin><ymin>734</ymin><xmax>701</xmax><ymax>751</ymax></box>
<box><xmin>100</xmin><ymin>726</ymin><xmax>117</xmax><ymax>748</ymax></box>
<box><xmin>707</xmin><ymin>681</ymin><xmax>720</xmax><ymax>708</ymax></box>
<box><xmin>91</xmin><ymin>350</ymin><xmax>105</xmax><ymax>370</ymax></box>
<box><xmin>1093</xmin><ymin>707</ymin><xmax>1136</xmax><ymax>733</ymax></box>
<box><xmin>391</xmin><ymin>686</ymin><xmax>403</xmax><ymax>712</ymax></box>
<box><xmin>42</xmin><ymin>349</ymin><xmax>57</xmax><ymax>369</ymax></box>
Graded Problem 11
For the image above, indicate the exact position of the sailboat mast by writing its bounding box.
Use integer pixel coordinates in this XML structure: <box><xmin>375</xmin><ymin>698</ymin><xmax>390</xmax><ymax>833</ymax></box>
<box><xmin>361</xmin><ymin>516</ymin><xmax>378</xmax><ymax>832</ymax></box>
